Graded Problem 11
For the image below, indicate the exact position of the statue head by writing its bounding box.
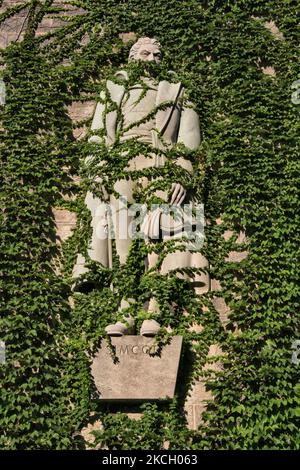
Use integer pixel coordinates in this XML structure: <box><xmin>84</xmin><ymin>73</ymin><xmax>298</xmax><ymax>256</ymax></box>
<box><xmin>129</xmin><ymin>37</ymin><xmax>162</xmax><ymax>63</ymax></box>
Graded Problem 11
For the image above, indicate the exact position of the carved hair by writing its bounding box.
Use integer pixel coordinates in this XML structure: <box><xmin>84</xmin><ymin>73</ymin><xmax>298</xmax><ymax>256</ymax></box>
<box><xmin>128</xmin><ymin>37</ymin><xmax>162</xmax><ymax>61</ymax></box>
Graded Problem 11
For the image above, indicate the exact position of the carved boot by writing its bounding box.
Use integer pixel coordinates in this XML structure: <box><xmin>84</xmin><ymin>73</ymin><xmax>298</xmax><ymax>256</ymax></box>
<box><xmin>140</xmin><ymin>296</ymin><xmax>161</xmax><ymax>336</ymax></box>
<box><xmin>105</xmin><ymin>317</ymin><xmax>135</xmax><ymax>337</ymax></box>
<box><xmin>140</xmin><ymin>319</ymin><xmax>161</xmax><ymax>337</ymax></box>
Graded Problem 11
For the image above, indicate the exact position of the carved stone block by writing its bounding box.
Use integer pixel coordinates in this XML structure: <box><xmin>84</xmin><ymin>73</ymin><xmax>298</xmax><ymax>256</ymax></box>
<box><xmin>91</xmin><ymin>336</ymin><xmax>183</xmax><ymax>402</ymax></box>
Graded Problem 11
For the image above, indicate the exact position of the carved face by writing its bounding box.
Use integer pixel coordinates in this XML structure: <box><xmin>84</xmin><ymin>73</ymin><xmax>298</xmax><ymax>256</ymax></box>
<box><xmin>129</xmin><ymin>39</ymin><xmax>162</xmax><ymax>63</ymax></box>
<box><xmin>135</xmin><ymin>43</ymin><xmax>162</xmax><ymax>63</ymax></box>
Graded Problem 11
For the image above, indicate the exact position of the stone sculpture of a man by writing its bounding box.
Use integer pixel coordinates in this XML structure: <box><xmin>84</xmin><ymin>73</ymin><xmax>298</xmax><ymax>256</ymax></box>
<box><xmin>73</xmin><ymin>37</ymin><xmax>209</xmax><ymax>336</ymax></box>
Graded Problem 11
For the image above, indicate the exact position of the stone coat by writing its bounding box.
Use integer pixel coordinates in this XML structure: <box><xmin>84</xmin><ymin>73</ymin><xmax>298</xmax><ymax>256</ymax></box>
<box><xmin>73</xmin><ymin>71</ymin><xmax>206</xmax><ymax>277</ymax></box>
<box><xmin>90</xmin><ymin>71</ymin><xmax>201</xmax><ymax>173</ymax></box>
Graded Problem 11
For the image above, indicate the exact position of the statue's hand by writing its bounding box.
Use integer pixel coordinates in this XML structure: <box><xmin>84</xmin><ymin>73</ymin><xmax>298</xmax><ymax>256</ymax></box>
<box><xmin>169</xmin><ymin>183</ymin><xmax>186</xmax><ymax>205</ymax></box>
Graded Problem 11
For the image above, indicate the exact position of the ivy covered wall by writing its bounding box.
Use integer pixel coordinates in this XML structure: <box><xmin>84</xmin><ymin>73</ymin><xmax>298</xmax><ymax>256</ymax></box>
<box><xmin>0</xmin><ymin>0</ymin><xmax>299</xmax><ymax>450</ymax></box>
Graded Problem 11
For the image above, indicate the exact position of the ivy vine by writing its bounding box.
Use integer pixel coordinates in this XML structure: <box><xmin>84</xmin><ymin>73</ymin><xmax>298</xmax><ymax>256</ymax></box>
<box><xmin>0</xmin><ymin>0</ymin><xmax>299</xmax><ymax>450</ymax></box>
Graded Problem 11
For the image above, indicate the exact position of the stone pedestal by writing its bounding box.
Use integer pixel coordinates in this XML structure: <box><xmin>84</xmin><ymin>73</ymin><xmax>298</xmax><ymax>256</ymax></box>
<box><xmin>91</xmin><ymin>336</ymin><xmax>183</xmax><ymax>402</ymax></box>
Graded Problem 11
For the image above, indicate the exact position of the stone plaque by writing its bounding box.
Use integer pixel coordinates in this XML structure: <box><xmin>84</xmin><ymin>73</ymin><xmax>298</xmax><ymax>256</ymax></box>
<box><xmin>91</xmin><ymin>336</ymin><xmax>183</xmax><ymax>402</ymax></box>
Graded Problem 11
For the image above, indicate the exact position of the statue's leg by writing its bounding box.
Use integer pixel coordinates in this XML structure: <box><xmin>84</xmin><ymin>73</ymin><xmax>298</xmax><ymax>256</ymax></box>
<box><xmin>105</xmin><ymin>177</ymin><xmax>136</xmax><ymax>336</ymax></box>
<box><xmin>146</xmin><ymin>249</ymin><xmax>160</xmax><ymax>315</ymax></box>
<box><xmin>110</xmin><ymin>178</ymin><xmax>135</xmax><ymax>265</ymax></box>
<box><xmin>86</xmin><ymin>191</ymin><xmax>109</xmax><ymax>266</ymax></box>
<box><xmin>146</xmin><ymin>240</ymin><xmax>193</xmax><ymax>314</ymax></box>
<box><xmin>139</xmin><ymin>174</ymin><xmax>166</xmax><ymax>335</ymax></box>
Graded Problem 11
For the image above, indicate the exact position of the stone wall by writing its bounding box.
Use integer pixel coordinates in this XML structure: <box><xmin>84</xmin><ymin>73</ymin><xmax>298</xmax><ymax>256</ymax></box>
<box><xmin>0</xmin><ymin>0</ymin><xmax>86</xmax><ymax>48</ymax></box>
